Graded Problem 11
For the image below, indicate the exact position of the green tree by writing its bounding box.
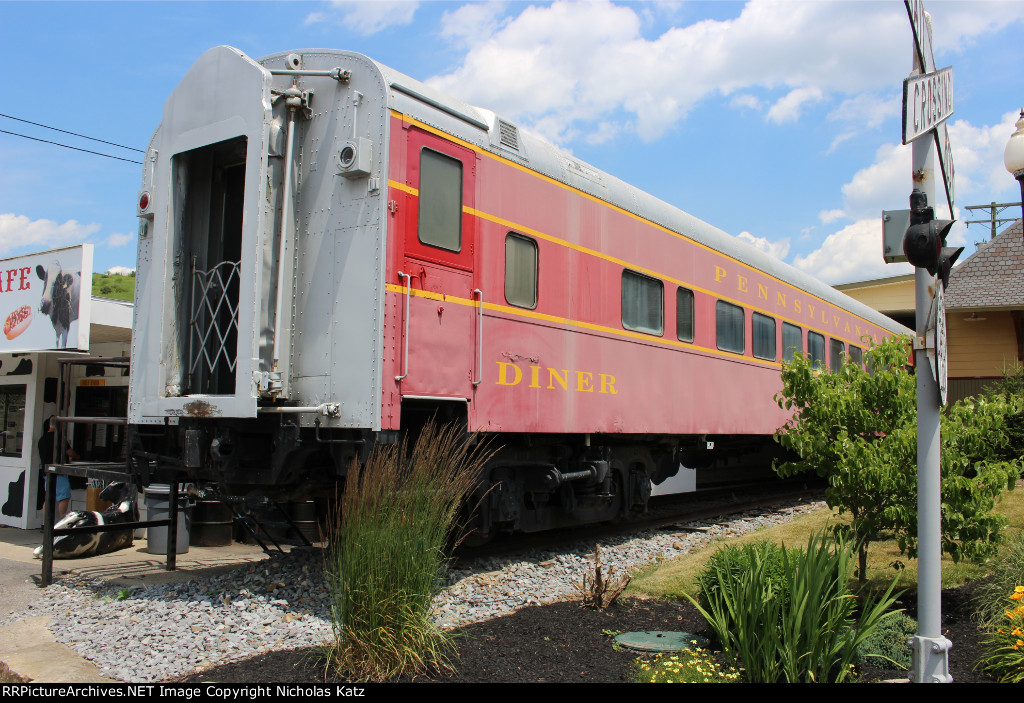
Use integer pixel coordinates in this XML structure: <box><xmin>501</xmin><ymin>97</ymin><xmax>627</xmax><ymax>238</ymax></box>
<box><xmin>773</xmin><ymin>335</ymin><xmax>1021</xmax><ymax>581</ymax></box>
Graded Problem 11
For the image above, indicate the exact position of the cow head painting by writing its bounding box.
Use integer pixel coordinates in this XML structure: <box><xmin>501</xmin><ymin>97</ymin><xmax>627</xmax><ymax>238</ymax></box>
<box><xmin>36</xmin><ymin>262</ymin><xmax>81</xmax><ymax>348</ymax></box>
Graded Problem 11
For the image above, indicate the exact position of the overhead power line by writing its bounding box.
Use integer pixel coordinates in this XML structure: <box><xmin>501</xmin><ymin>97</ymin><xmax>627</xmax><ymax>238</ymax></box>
<box><xmin>0</xmin><ymin>113</ymin><xmax>144</xmax><ymax>153</ymax></box>
<box><xmin>0</xmin><ymin>129</ymin><xmax>143</xmax><ymax>164</ymax></box>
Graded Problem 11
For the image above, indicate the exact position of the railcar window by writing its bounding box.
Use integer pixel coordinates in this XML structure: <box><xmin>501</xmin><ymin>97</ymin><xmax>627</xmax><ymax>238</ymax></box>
<box><xmin>752</xmin><ymin>313</ymin><xmax>776</xmax><ymax>361</ymax></box>
<box><xmin>830</xmin><ymin>339</ymin><xmax>845</xmax><ymax>370</ymax></box>
<box><xmin>418</xmin><ymin>149</ymin><xmax>463</xmax><ymax>252</ymax></box>
<box><xmin>622</xmin><ymin>270</ymin><xmax>664</xmax><ymax>336</ymax></box>
<box><xmin>676</xmin><ymin>287</ymin><xmax>694</xmax><ymax>342</ymax></box>
<box><xmin>808</xmin><ymin>332</ymin><xmax>826</xmax><ymax>369</ymax></box>
<box><xmin>783</xmin><ymin>322</ymin><xmax>802</xmax><ymax>362</ymax></box>
<box><xmin>505</xmin><ymin>233</ymin><xmax>538</xmax><ymax>309</ymax></box>
<box><xmin>849</xmin><ymin>345</ymin><xmax>863</xmax><ymax>368</ymax></box>
<box><xmin>716</xmin><ymin>301</ymin><xmax>745</xmax><ymax>354</ymax></box>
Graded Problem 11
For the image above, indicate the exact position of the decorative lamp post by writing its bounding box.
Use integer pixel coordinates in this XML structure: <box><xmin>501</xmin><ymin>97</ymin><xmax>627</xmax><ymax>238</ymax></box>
<box><xmin>1005</xmin><ymin>109</ymin><xmax>1024</xmax><ymax>234</ymax></box>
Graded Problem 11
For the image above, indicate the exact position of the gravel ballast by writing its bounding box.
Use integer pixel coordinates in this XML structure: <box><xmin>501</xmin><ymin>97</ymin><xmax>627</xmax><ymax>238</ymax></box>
<box><xmin>3</xmin><ymin>499</ymin><xmax>826</xmax><ymax>682</ymax></box>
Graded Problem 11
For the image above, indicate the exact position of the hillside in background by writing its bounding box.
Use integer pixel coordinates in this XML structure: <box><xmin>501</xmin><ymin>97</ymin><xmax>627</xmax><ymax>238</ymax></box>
<box><xmin>92</xmin><ymin>272</ymin><xmax>135</xmax><ymax>302</ymax></box>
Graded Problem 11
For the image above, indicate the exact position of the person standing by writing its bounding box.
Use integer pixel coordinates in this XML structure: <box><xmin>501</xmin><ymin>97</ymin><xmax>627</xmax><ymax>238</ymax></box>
<box><xmin>38</xmin><ymin>416</ymin><xmax>78</xmax><ymax>519</ymax></box>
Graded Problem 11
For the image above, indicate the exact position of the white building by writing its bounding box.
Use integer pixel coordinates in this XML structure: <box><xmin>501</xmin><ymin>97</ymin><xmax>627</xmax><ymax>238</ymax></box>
<box><xmin>0</xmin><ymin>244</ymin><xmax>132</xmax><ymax>529</ymax></box>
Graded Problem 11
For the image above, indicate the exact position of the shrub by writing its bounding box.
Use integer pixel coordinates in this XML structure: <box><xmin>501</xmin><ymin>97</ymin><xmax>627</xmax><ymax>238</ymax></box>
<box><xmin>320</xmin><ymin>422</ymin><xmax>492</xmax><ymax>681</ymax></box>
<box><xmin>775</xmin><ymin>336</ymin><xmax>1022</xmax><ymax>578</ymax></box>
<box><xmin>854</xmin><ymin>612</ymin><xmax>916</xmax><ymax>670</ymax></box>
<box><xmin>695</xmin><ymin>539</ymin><xmax>793</xmax><ymax>613</ymax></box>
<box><xmin>686</xmin><ymin>529</ymin><xmax>902</xmax><ymax>682</ymax></box>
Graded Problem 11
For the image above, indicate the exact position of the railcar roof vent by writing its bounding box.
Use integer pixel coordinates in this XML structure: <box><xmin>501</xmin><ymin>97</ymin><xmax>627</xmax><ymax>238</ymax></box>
<box><xmin>498</xmin><ymin>119</ymin><xmax>520</xmax><ymax>151</ymax></box>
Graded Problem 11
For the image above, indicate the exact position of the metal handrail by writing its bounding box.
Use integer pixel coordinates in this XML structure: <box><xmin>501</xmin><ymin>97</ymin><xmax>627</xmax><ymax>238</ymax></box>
<box><xmin>395</xmin><ymin>271</ymin><xmax>411</xmax><ymax>382</ymax></box>
<box><xmin>473</xmin><ymin>288</ymin><xmax>483</xmax><ymax>387</ymax></box>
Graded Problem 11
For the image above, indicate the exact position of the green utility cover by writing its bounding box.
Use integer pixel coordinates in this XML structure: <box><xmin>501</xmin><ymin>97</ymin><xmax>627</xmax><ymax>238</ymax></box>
<box><xmin>614</xmin><ymin>631</ymin><xmax>709</xmax><ymax>652</ymax></box>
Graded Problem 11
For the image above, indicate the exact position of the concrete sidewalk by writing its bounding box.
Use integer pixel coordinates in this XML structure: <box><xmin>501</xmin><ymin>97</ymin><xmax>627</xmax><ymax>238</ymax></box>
<box><xmin>0</xmin><ymin>526</ymin><xmax>280</xmax><ymax>683</ymax></box>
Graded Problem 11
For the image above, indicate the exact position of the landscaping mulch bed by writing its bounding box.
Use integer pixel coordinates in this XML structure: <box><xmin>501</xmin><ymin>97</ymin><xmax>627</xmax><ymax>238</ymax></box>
<box><xmin>170</xmin><ymin>584</ymin><xmax>997</xmax><ymax>684</ymax></box>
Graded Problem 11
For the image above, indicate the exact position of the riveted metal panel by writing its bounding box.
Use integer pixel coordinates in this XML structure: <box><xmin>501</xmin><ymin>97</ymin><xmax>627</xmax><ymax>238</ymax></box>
<box><xmin>258</xmin><ymin>50</ymin><xmax>390</xmax><ymax>431</ymax></box>
<box><xmin>130</xmin><ymin>46</ymin><xmax>272</xmax><ymax>422</ymax></box>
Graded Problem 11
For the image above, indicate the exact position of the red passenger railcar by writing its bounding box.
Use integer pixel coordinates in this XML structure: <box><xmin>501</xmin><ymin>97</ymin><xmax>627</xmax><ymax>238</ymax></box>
<box><xmin>128</xmin><ymin>47</ymin><xmax>907</xmax><ymax>538</ymax></box>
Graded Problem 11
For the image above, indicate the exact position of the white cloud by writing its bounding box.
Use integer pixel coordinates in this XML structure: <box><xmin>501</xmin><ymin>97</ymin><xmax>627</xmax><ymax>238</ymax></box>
<box><xmin>105</xmin><ymin>232</ymin><xmax>133</xmax><ymax>248</ymax></box>
<box><xmin>427</xmin><ymin>0</ymin><xmax>916</xmax><ymax>144</ymax></box>
<box><xmin>828</xmin><ymin>92</ymin><xmax>898</xmax><ymax>130</ymax></box>
<box><xmin>427</xmin><ymin>0</ymin><xmax>1024</xmax><ymax>146</ymax></box>
<box><xmin>737</xmin><ymin>231</ymin><xmax>790</xmax><ymax>260</ymax></box>
<box><xmin>791</xmin><ymin>109</ymin><xmax>1021</xmax><ymax>284</ymax></box>
<box><xmin>305</xmin><ymin>1</ymin><xmax>418</xmax><ymax>35</ymax></box>
<box><xmin>439</xmin><ymin>2</ymin><xmax>508</xmax><ymax>48</ymax></box>
<box><xmin>730</xmin><ymin>94</ymin><xmax>763</xmax><ymax>111</ymax></box>
<box><xmin>839</xmin><ymin>142</ymin><xmax>911</xmax><ymax>221</ymax></box>
<box><xmin>583</xmin><ymin>121</ymin><xmax>622</xmax><ymax>146</ymax></box>
<box><xmin>106</xmin><ymin>266</ymin><xmax>135</xmax><ymax>276</ymax></box>
<box><xmin>819</xmin><ymin>209</ymin><xmax>845</xmax><ymax>225</ymax></box>
<box><xmin>811</xmin><ymin>111</ymin><xmax>1020</xmax><ymax>235</ymax></box>
<box><xmin>766</xmin><ymin>87</ymin><xmax>823</xmax><ymax>125</ymax></box>
<box><xmin>792</xmin><ymin>219</ymin><xmax>913</xmax><ymax>284</ymax></box>
<box><xmin>947</xmin><ymin>112</ymin><xmax>1023</xmax><ymax>202</ymax></box>
<box><xmin>0</xmin><ymin>213</ymin><xmax>100</xmax><ymax>256</ymax></box>
<box><xmin>930</xmin><ymin>1</ymin><xmax>1024</xmax><ymax>54</ymax></box>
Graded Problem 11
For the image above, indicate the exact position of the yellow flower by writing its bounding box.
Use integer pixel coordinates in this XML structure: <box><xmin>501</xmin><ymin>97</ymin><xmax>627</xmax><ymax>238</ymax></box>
<box><xmin>1011</xmin><ymin>592</ymin><xmax>1023</xmax><ymax>602</ymax></box>
<box><xmin>1014</xmin><ymin>585</ymin><xmax>1023</xmax><ymax>593</ymax></box>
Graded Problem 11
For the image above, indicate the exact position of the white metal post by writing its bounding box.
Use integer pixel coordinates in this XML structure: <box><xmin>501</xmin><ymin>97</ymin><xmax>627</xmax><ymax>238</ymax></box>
<box><xmin>907</xmin><ymin>15</ymin><xmax>952</xmax><ymax>682</ymax></box>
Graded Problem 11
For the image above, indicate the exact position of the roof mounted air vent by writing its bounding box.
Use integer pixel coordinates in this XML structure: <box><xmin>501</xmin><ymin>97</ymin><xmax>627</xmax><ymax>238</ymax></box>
<box><xmin>498</xmin><ymin>119</ymin><xmax>520</xmax><ymax>151</ymax></box>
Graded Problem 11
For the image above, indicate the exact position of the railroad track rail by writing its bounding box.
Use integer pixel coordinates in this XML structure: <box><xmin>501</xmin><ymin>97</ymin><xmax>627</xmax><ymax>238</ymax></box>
<box><xmin>455</xmin><ymin>477</ymin><xmax>826</xmax><ymax>563</ymax></box>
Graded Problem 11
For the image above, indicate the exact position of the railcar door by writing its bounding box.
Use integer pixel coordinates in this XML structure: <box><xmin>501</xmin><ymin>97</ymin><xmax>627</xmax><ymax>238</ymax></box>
<box><xmin>397</xmin><ymin>129</ymin><xmax>479</xmax><ymax>400</ymax></box>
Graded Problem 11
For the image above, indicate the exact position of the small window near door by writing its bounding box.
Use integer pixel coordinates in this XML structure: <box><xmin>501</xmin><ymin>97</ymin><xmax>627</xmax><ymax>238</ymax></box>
<box><xmin>418</xmin><ymin>149</ymin><xmax>463</xmax><ymax>252</ymax></box>
<box><xmin>0</xmin><ymin>385</ymin><xmax>27</xmax><ymax>458</ymax></box>
<box><xmin>676</xmin><ymin>287</ymin><xmax>694</xmax><ymax>342</ymax></box>
<box><xmin>505</xmin><ymin>233</ymin><xmax>538</xmax><ymax>309</ymax></box>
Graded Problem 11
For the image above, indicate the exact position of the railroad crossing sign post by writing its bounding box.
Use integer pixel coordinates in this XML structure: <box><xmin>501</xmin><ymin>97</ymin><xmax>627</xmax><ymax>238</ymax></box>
<box><xmin>902</xmin><ymin>0</ymin><xmax>953</xmax><ymax>683</ymax></box>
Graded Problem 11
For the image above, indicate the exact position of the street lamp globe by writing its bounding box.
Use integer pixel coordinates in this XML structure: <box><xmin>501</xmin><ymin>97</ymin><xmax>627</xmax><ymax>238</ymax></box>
<box><xmin>1005</xmin><ymin>109</ymin><xmax>1024</xmax><ymax>229</ymax></box>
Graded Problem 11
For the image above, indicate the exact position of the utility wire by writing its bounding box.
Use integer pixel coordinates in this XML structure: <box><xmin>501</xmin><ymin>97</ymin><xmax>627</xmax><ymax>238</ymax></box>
<box><xmin>0</xmin><ymin>129</ymin><xmax>143</xmax><ymax>164</ymax></box>
<box><xmin>0</xmin><ymin>112</ymin><xmax>144</xmax><ymax>153</ymax></box>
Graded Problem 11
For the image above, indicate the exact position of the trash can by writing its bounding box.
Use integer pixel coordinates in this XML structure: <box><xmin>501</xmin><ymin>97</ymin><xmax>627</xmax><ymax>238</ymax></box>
<box><xmin>190</xmin><ymin>499</ymin><xmax>233</xmax><ymax>547</ymax></box>
<box><xmin>144</xmin><ymin>484</ymin><xmax>192</xmax><ymax>555</ymax></box>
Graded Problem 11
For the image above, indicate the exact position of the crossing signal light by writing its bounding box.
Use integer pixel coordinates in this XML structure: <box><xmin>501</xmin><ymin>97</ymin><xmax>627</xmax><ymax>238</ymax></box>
<box><xmin>902</xmin><ymin>193</ymin><xmax>963</xmax><ymax>289</ymax></box>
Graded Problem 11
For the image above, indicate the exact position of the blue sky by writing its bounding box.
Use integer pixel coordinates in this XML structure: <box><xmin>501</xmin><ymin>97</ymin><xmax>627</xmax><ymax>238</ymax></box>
<box><xmin>1</xmin><ymin>0</ymin><xmax>1023</xmax><ymax>284</ymax></box>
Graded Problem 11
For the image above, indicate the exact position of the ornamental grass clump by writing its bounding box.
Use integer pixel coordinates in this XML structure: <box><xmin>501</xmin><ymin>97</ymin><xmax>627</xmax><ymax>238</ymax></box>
<box><xmin>972</xmin><ymin>532</ymin><xmax>1024</xmax><ymax>628</ymax></box>
<box><xmin>976</xmin><ymin>586</ymin><xmax>1024</xmax><ymax>683</ymax></box>
<box><xmin>973</xmin><ymin>533</ymin><xmax>1024</xmax><ymax>682</ymax></box>
<box><xmin>685</xmin><ymin>529</ymin><xmax>902</xmax><ymax>683</ymax></box>
<box><xmin>321</xmin><ymin>422</ymin><xmax>493</xmax><ymax>681</ymax></box>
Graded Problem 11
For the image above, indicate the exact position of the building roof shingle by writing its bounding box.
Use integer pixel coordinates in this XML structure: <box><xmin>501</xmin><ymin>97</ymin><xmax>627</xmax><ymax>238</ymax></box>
<box><xmin>945</xmin><ymin>218</ymin><xmax>1024</xmax><ymax>309</ymax></box>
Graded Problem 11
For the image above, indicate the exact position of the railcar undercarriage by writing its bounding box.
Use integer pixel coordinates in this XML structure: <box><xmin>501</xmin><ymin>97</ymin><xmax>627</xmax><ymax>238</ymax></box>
<box><xmin>128</xmin><ymin>408</ymin><xmax>786</xmax><ymax>541</ymax></box>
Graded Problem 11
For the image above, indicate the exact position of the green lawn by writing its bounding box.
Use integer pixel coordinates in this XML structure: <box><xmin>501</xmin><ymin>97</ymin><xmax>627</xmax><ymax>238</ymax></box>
<box><xmin>92</xmin><ymin>272</ymin><xmax>135</xmax><ymax>302</ymax></box>
<box><xmin>627</xmin><ymin>480</ymin><xmax>1024</xmax><ymax>600</ymax></box>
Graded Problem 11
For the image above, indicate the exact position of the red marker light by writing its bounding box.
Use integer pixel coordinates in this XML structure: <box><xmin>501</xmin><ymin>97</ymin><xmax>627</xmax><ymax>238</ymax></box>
<box><xmin>139</xmin><ymin>192</ymin><xmax>150</xmax><ymax>211</ymax></box>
